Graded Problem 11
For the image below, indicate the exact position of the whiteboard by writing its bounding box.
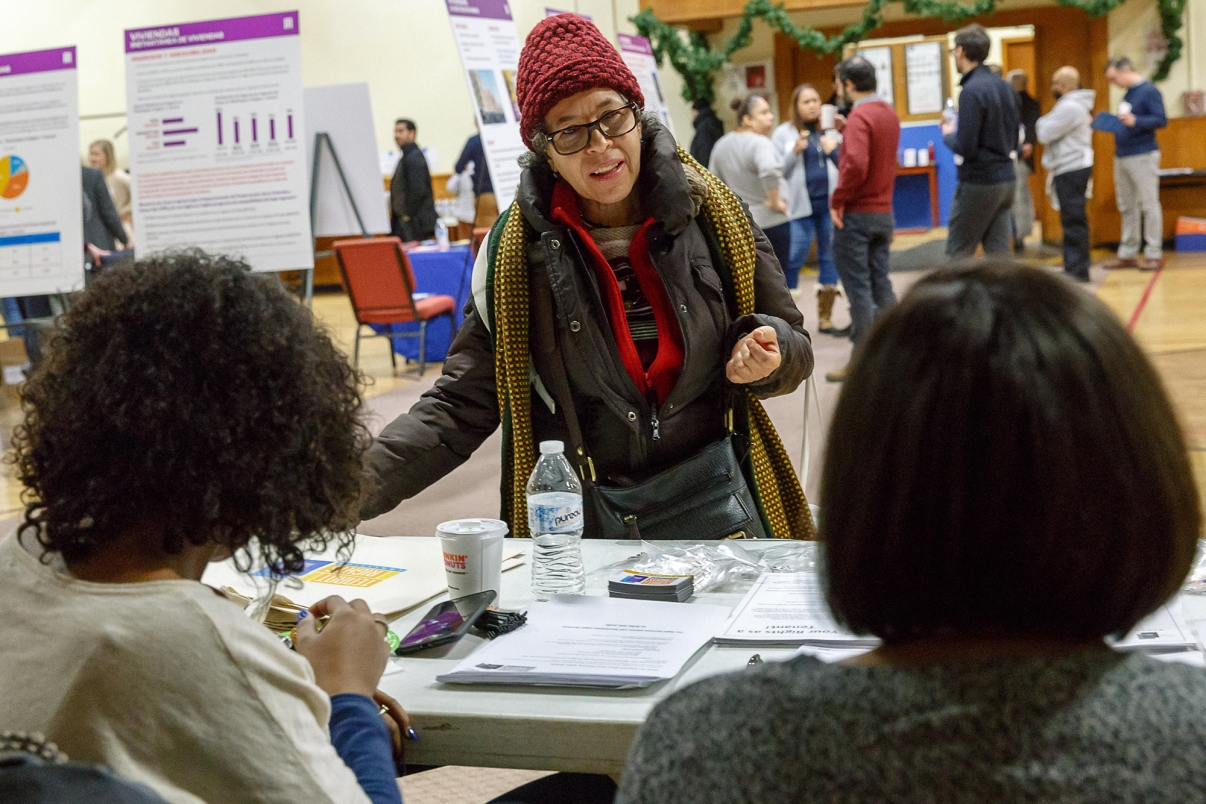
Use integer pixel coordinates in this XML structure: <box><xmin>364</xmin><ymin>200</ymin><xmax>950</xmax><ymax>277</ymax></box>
<box><xmin>303</xmin><ymin>83</ymin><xmax>391</xmax><ymax>237</ymax></box>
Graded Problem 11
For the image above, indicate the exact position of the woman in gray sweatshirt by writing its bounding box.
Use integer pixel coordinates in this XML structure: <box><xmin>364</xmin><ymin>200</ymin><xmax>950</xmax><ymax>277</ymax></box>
<box><xmin>617</xmin><ymin>263</ymin><xmax>1204</xmax><ymax>804</ymax></box>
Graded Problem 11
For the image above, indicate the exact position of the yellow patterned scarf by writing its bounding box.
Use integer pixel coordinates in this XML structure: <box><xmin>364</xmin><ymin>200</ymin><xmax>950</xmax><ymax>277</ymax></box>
<box><xmin>489</xmin><ymin>148</ymin><xmax>816</xmax><ymax>540</ymax></box>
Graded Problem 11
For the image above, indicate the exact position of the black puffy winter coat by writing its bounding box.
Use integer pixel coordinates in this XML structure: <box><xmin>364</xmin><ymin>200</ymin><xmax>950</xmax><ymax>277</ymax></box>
<box><xmin>360</xmin><ymin>128</ymin><xmax>813</xmax><ymax>521</ymax></box>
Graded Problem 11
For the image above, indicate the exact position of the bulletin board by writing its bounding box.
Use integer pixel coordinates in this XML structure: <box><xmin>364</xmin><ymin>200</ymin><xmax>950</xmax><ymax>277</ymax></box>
<box><xmin>847</xmin><ymin>35</ymin><xmax>951</xmax><ymax>123</ymax></box>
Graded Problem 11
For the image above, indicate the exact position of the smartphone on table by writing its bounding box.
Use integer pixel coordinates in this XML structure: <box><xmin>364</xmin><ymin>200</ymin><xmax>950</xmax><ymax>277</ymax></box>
<box><xmin>393</xmin><ymin>589</ymin><xmax>496</xmax><ymax>655</ymax></box>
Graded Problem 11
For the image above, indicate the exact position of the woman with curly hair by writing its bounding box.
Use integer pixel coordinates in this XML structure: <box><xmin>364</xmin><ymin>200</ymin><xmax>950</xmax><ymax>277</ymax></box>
<box><xmin>0</xmin><ymin>252</ymin><xmax>406</xmax><ymax>804</ymax></box>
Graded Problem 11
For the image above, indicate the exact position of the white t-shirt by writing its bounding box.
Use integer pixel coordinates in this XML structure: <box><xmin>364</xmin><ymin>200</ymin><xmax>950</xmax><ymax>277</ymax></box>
<box><xmin>0</xmin><ymin>532</ymin><xmax>371</xmax><ymax>804</ymax></box>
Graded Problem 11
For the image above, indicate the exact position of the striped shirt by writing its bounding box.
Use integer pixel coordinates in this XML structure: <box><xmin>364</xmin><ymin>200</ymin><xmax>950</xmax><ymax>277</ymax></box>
<box><xmin>588</xmin><ymin>224</ymin><xmax>658</xmax><ymax>369</ymax></box>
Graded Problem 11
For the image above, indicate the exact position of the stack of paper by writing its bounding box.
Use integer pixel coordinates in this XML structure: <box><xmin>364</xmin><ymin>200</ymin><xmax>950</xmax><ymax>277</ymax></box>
<box><xmin>437</xmin><ymin>595</ymin><xmax>729</xmax><ymax>689</ymax></box>
<box><xmin>714</xmin><ymin>572</ymin><xmax>880</xmax><ymax>649</ymax></box>
<box><xmin>609</xmin><ymin>571</ymin><xmax>694</xmax><ymax>602</ymax></box>
<box><xmin>1111</xmin><ymin>598</ymin><xmax>1200</xmax><ymax>655</ymax></box>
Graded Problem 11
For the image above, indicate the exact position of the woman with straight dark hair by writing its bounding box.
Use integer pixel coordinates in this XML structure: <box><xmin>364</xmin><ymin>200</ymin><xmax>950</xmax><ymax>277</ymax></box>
<box><xmin>617</xmin><ymin>263</ymin><xmax>1205</xmax><ymax>804</ymax></box>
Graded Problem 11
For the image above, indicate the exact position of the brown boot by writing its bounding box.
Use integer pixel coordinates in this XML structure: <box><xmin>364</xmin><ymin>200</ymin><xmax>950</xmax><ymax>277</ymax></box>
<box><xmin>816</xmin><ymin>285</ymin><xmax>837</xmax><ymax>332</ymax></box>
<box><xmin>825</xmin><ymin>365</ymin><xmax>848</xmax><ymax>383</ymax></box>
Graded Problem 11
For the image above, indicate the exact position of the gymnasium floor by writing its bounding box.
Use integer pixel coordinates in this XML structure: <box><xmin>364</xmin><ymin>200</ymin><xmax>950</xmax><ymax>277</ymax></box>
<box><xmin>0</xmin><ymin>244</ymin><xmax>1201</xmax><ymax>524</ymax></box>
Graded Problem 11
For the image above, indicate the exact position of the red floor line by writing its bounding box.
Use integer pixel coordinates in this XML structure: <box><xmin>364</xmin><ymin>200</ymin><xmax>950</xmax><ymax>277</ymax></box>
<box><xmin>1126</xmin><ymin>270</ymin><xmax>1162</xmax><ymax>333</ymax></box>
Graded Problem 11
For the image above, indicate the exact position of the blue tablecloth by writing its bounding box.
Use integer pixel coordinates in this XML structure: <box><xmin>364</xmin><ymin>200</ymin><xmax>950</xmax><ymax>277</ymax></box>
<box><xmin>371</xmin><ymin>245</ymin><xmax>473</xmax><ymax>363</ymax></box>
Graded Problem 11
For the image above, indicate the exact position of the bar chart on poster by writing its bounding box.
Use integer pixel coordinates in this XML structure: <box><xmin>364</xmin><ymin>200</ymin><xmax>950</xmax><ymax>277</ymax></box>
<box><xmin>0</xmin><ymin>47</ymin><xmax>84</xmax><ymax>296</ymax></box>
<box><xmin>124</xmin><ymin>11</ymin><xmax>311</xmax><ymax>273</ymax></box>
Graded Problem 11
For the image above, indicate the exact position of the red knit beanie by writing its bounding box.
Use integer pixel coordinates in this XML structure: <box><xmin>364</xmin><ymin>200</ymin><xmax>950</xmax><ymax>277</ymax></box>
<box><xmin>516</xmin><ymin>14</ymin><xmax>644</xmax><ymax>150</ymax></box>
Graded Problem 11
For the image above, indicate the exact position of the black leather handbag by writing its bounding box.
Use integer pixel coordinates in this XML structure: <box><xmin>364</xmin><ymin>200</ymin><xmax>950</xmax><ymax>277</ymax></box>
<box><xmin>533</xmin><ymin>276</ymin><xmax>767</xmax><ymax>541</ymax></box>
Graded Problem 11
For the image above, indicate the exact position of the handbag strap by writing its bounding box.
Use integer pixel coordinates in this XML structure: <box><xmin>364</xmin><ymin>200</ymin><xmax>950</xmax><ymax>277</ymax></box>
<box><xmin>532</xmin><ymin>271</ymin><xmax>596</xmax><ymax>489</ymax></box>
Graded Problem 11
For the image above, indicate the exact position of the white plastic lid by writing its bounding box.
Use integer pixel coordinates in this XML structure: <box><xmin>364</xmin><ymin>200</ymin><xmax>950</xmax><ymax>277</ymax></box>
<box><xmin>436</xmin><ymin>518</ymin><xmax>508</xmax><ymax>537</ymax></box>
<box><xmin>539</xmin><ymin>440</ymin><xmax>565</xmax><ymax>455</ymax></box>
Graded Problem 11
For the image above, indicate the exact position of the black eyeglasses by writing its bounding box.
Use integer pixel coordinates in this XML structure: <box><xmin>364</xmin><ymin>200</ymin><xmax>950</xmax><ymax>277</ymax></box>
<box><xmin>546</xmin><ymin>103</ymin><xmax>639</xmax><ymax>156</ymax></box>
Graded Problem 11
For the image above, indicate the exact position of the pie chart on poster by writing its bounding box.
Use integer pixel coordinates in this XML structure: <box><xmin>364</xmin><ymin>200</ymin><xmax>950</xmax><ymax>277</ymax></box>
<box><xmin>1</xmin><ymin>156</ymin><xmax>29</xmax><ymax>199</ymax></box>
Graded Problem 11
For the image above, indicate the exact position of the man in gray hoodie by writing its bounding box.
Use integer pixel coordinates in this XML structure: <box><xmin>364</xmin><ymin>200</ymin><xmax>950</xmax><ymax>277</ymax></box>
<box><xmin>1036</xmin><ymin>67</ymin><xmax>1095</xmax><ymax>282</ymax></box>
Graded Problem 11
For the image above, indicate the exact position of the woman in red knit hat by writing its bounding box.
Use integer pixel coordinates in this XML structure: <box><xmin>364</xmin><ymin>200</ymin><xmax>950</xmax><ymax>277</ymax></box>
<box><xmin>362</xmin><ymin>15</ymin><xmax>816</xmax><ymax>544</ymax></box>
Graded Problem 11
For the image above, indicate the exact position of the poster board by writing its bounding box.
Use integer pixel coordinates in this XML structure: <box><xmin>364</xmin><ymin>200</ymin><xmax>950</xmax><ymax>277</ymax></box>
<box><xmin>617</xmin><ymin>34</ymin><xmax>677</xmax><ymax>140</ymax></box>
<box><xmin>545</xmin><ymin>7</ymin><xmax>591</xmax><ymax>19</ymax></box>
<box><xmin>855</xmin><ymin>46</ymin><xmax>894</xmax><ymax>107</ymax></box>
<box><xmin>0</xmin><ymin>47</ymin><xmax>84</xmax><ymax>296</ymax></box>
<box><xmin>445</xmin><ymin>0</ymin><xmax>526</xmax><ymax>209</ymax></box>
<box><xmin>124</xmin><ymin>11</ymin><xmax>312</xmax><ymax>273</ymax></box>
<box><xmin>849</xmin><ymin>36</ymin><xmax>950</xmax><ymax>123</ymax></box>
<box><xmin>303</xmin><ymin>83</ymin><xmax>390</xmax><ymax>237</ymax></box>
<box><xmin>905</xmin><ymin>40</ymin><xmax>946</xmax><ymax>116</ymax></box>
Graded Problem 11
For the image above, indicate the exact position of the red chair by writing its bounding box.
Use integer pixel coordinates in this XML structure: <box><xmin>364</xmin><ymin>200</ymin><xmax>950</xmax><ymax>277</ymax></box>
<box><xmin>333</xmin><ymin>237</ymin><xmax>457</xmax><ymax>377</ymax></box>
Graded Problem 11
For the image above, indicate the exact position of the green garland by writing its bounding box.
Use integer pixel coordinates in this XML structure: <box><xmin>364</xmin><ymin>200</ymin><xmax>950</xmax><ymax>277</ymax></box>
<box><xmin>632</xmin><ymin>0</ymin><xmax>1184</xmax><ymax>103</ymax></box>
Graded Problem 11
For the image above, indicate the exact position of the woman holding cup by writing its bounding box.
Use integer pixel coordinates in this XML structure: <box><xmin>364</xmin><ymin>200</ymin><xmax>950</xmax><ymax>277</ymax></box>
<box><xmin>772</xmin><ymin>84</ymin><xmax>843</xmax><ymax>332</ymax></box>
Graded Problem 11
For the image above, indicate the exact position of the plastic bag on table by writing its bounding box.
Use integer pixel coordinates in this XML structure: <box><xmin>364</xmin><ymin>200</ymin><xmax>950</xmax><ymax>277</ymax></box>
<box><xmin>588</xmin><ymin>540</ymin><xmax>762</xmax><ymax>593</ymax></box>
<box><xmin>751</xmin><ymin>540</ymin><xmax>820</xmax><ymax>572</ymax></box>
<box><xmin>1183</xmin><ymin>540</ymin><xmax>1206</xmax><ymax>595</ymax></box>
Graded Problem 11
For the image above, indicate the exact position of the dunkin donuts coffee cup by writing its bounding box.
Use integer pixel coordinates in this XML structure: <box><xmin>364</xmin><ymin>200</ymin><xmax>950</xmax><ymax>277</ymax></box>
<box><xmin>437</xmin><ymin>518</ymin><xmax>508</xmax><ymax>602</ymax></box>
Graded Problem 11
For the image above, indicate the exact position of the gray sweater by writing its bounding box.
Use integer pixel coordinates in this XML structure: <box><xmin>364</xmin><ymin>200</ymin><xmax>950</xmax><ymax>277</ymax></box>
<box><xmin>617</xmin><ymin>650</ymin><xmax>1206</xmax><ymax>804</ymax></box>
<box><xmin>708</xmin><ymin>131</ymin><xmax>790</xmax><ymax>231</ymax></box>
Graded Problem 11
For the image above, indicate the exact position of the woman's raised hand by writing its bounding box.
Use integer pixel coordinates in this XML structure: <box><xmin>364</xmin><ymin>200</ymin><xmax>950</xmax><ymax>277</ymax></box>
<box><xmin>293</xmin><ymin>595</ymin><xmax>390</xmax><ymax>698</ymax></box>
<box><xmin>726</xmin><ymin>326</ymin><xmax>781</xmax><ymax>385</ymax></box>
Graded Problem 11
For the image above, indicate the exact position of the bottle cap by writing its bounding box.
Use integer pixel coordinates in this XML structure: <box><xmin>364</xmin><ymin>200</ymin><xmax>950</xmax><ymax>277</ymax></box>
<box><xmin>539</xmin><ymin>440</ymin><xmax>565</xmax><ymax>455</ymax></box>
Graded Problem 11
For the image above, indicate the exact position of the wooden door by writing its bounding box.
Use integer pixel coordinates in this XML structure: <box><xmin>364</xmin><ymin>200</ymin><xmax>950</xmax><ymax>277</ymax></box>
<box><xmin>1001</xmin><ymin>37</ymin><xmax>1036</xmax><ymax>88</ymax></box>
<box><xmin>1000</xmin><ymin>36</ymin><xmax>1047</xmax><ymax>240</ymax></box>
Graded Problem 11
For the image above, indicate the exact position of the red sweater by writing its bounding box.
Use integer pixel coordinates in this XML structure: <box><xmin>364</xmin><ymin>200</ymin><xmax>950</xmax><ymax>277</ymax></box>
<box><xmin>830</xmin><ymin>98</ymin><xmax>901</xmax><ymax>214</ymax></box>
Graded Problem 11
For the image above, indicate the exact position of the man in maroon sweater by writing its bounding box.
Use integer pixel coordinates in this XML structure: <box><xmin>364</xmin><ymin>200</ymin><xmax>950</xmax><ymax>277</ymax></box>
<box><xmin>827</xmin><ymin>57</ymin><xmax>901</xmax><ymax>382</ymax></box>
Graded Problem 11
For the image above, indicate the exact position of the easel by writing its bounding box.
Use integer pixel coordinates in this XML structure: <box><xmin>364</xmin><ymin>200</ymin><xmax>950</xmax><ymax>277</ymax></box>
<box><xmin>304</xmin><ymin>131</ymin><xmax>370</xmax><ymax>307</ymax></box>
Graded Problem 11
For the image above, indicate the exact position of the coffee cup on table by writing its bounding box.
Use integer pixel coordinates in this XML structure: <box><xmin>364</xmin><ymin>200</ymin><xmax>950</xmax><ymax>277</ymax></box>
<box><xmin>917</xmin><ymin>149</ymin><xmax>930</xmax><ymax>167</ymax></box>
<box><xmin>437</xmin><ymin>518</ymin><xmax>507</xmax><ymax>603</ymax></box>
<box><xmin>820</xmin><ymin>104</ymin><xmax>837</xmax><ymax>131</ymax></box>
<box><xmin>902</xmin><ymin>148</ymin><xmax>918</xmax><ymax>168</ymax></box>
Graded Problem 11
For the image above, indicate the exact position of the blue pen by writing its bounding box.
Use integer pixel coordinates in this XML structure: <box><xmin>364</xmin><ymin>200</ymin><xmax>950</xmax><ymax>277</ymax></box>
<box><xmin>406</xmin><ymin>728</ymin><xmax>419</xmax><ymax>741</ymax></box>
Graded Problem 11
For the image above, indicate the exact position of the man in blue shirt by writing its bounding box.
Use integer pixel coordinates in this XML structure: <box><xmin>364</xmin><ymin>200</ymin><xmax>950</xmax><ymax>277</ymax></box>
<box><xmin>941</xmin><ymin>24</ymin><xmax>1021</xmax><ymax>259</ymax></box>
<box><xmin>1102</xmin><ymin>56</ymin><xmax>1168</xmax><ymax>270</ymax></box>
<box><xmin>453</xmin><ymin>130</ymin><xmax>498</xmax><ymax>230</ymax></box>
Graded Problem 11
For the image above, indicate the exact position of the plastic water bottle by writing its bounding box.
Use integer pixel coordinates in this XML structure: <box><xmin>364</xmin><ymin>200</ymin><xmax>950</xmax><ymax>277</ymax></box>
<box><xmin>527</xmin><ymin>440</ymin><xmax>585</xmax><ymax>599</ymax></box>
<box><xmin>943</xmin><ymin>97</ymin><xmax>957</xmax><ymax>125</ymax></box>
<box><xmin>435</xmin><ymin>218</ymin><xmax>450</xmax><ymax>251</ymax></box>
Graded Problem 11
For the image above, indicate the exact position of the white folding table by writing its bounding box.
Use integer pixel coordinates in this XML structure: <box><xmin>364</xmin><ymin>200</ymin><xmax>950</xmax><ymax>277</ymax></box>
<box><xmin>377</xmin><ymin>537</ymin><xmax>799</xmax><ymax>775</ymax></box>
<box><xmin>377</xmin><ymin>537</ymin><xmax>1206</xmax><ymax>776</ymax></box>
